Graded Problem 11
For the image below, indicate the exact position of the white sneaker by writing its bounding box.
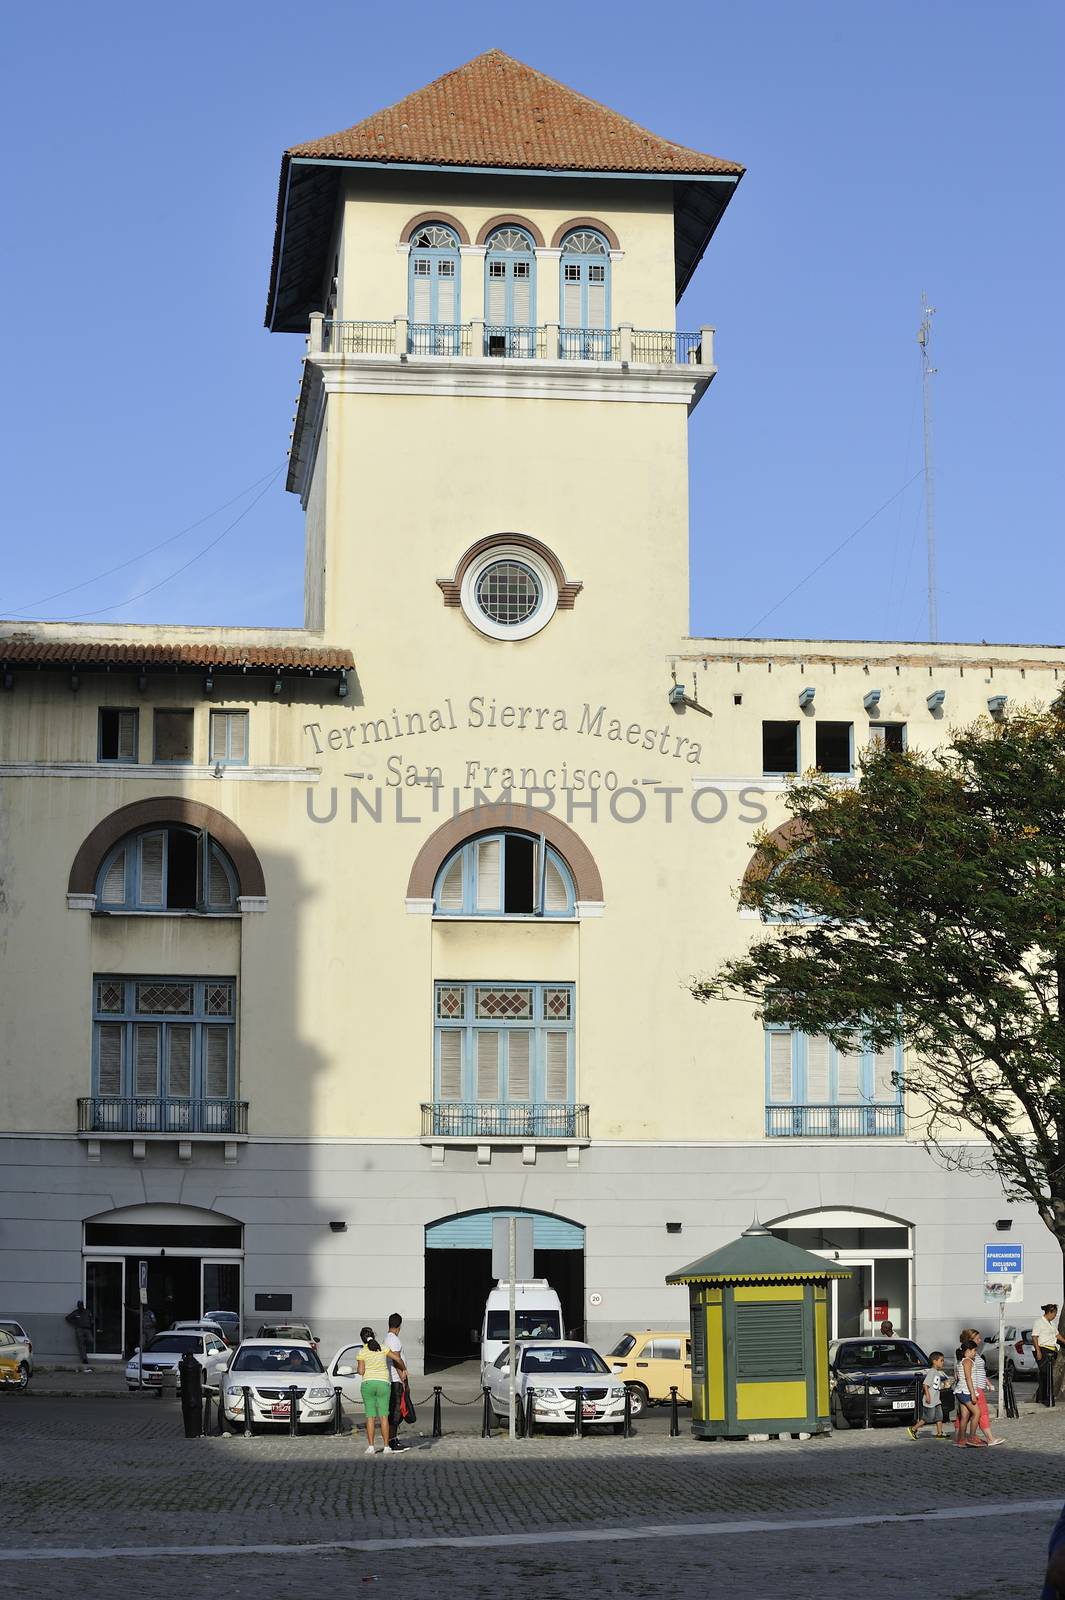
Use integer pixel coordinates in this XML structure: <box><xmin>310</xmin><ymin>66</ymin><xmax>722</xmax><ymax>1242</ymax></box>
<box><xmin>364</xmin><ymin>1445</ymin><xmax>376</xmax><ymax>1455</ymax></box>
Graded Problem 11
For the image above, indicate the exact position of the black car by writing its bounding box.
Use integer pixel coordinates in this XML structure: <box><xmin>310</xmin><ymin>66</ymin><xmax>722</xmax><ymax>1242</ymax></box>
<box><xmin>829</xmin><ymin>1337</ymin><xmax>930</xmax><ymax>1427</ymax></box>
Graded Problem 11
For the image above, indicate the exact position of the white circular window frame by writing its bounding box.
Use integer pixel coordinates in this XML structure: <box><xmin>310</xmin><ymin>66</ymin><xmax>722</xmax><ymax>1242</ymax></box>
<box><xmin>460</xmin><ymin>543</ymin><xmax>559</xmax><ymax>641</ymax></box>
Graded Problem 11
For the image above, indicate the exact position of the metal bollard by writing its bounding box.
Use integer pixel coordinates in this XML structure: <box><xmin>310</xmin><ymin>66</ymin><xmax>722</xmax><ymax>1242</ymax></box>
<box><xmin>515</xmin><ymin>1389</ymin><xmax>526</xmax><ymax>1438</ymax></box>
<box><xmin>573</xmin><ymin>1386</ymin><xmax>584</xmax><ymax>1438</ymax></box>
<box><xmin>332</xmin><ymin>1387</ymin><xmax>343</xmax><ymax>1435</ymax></box>
<box><xmin>669</xmin><ymin>1385</ymin><xmax>680</xmax><ymax>1437</ymax></box>
<box><xmin>914</xmin><ymin>1374</ymin><xmax>923</xmax><ymax>1425</ymax></box>
<box><xmin>202</xmin><ymin>1387</ymin><xmax>214</xmax><ymax>1436</ymax></box>
<box><xmin>622</xmin><ymin>1385</ymin><xmax>633</xmax><ymax>1438</ymax></box>
<box><xmin>288</xmin><ymin>1384</ymin><xmax>300</xmax><ymax>1436</ymax></box>
<box><xmin>242</xmin><ymin>1386</ymin><xmax>253</xmax><ymax>1437</ymax></box>
<box><xmin>525</xmin><ymin>1389</ymin><xmax>536</xmax><ymax>1439</ymax></box>
<box><xmin>432</xmin><ymin>1386</ymin><xmax>442</xmax><ymax>1438</ymax></box>
<box><xmin>481</xmin><ymin>1386</ymin><xmax>493</xmax><ymax>1438</ymax></box>
<box><xmin>863</xmin><ymin>1375</ymin><xmax>871</xmax><ymax>1429</ymax></box>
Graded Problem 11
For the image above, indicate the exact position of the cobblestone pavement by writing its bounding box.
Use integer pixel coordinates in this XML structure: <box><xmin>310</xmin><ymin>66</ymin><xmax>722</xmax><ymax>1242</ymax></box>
<box><xmin>0</xmin><ymin>1396</ymin><xmax>1060</xmax><ymax>1598</ymax></box>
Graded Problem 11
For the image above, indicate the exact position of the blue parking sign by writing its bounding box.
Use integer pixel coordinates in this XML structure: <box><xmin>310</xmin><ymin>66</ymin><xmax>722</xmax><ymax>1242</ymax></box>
<box><xmin>984</xmin><ymin>1243</ymin><xmax>1023</xmax><ymax>1276</ymax></box>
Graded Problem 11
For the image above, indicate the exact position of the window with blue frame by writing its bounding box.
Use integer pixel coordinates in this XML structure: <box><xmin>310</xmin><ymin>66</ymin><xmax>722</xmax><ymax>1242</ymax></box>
<box><xmin>209</xmin><ymin>710</ymin><xmax>249</xmax><ymax>766</ymax></box>
<box><xmin>560</xmin><ymin>229</ymin><xmax>611</xmax><ymax>357</ymax></box>
<box><xmin>408</xmin><ymin>223</ymin><xmax>460</xmax><ymax>351</ymax></box>
<box><xmin>765</xmin><ymin>1027</ymin><xmax>904</xmax><ymax>1137</ymax></box>
<box><xmin>484</xmin><ymin>227</ymin><xmax>536</xmax><ymax>355</ymax></box>
<box><xmin>95</xmin><ymin>825</ymin><xmax>238</xmax><ymax>912</ymax></box>
<box><xmin>433</xmin><ymin>831</ymin><xmax>575</xmax><ymax>917</ymax></box>
<box><xmin>92</xmin><ymin>976</ymin><xmax>235</xmax><ymax>1102</ymax></box>
<box><xmin>434</xmin><ymin>981</ymin><xmax>574</xmax><ymax>1106</ymax></box>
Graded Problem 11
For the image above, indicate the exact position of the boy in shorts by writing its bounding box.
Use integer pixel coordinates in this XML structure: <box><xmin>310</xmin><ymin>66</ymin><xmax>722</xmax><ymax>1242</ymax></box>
<box><xmin>908</xmin><ymin>1351</ymin><xmax>949</xmax><ymax>1440</ymax></box>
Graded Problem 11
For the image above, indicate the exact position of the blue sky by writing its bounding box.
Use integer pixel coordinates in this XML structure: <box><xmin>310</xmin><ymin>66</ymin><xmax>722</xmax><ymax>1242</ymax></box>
<box><xmin>1</xmin><ymin>1</ymin><xmax>1061</xmax><ymax>644</ymax></box>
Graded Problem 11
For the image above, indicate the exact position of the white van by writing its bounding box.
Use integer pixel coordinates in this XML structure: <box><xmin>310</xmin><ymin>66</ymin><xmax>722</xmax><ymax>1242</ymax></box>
<box><xmin>479</xmin><ymin>1281</ymin><xmax>564</xmax><ymax>1380</ymax></box>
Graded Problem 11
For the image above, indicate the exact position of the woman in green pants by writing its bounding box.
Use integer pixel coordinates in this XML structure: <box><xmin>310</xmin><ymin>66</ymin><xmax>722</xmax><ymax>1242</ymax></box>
<box><xmin>357</xmin><ymin>1326</ymin><xmax>405</xmax><ymax>1454</ymax></box>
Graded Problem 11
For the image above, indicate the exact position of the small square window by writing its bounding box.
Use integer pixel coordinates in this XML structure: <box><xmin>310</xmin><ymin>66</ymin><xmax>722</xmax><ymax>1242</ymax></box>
<box><xmin>513</xmin><ymin>261</ymin><xmax>530</xmax><ymax>279</ymax></box>
<box><xmin>209</xmin><ymin>710</ymin><xmax>249</xmax><ymax>765</ymax></box>
<box><xmin>413</xmin><ymin>259</ymin><xmax>431</xmax><ymax>277</ymax></box>
<box><xmin>869</xmin><ymin>723</ymin><xmax>906</xmax><ymax>753</ymax></box>
<box><xmin>99</xmin><ymin>708</ymin><xmax>138</xmax><ymax>762</ymax></box>
<box><xmin>438</xmin><ymin>260</ymin><xmax>455</xmax><ymax>278</ymax></box>
<box><xmin>489</xmin><ymin>261</ymin><xmax>506</xmax><ymax>278</ymax></box>
<box><xmin>588</xmin><ymin>264</ymin><xmax>606</xmax><ymax>284</ymax></box>
<box><xmin>762</xmin><ymin>721</ymin><xmax>799</xmax><ymax>775</ymax></box>
<box><xmin>815</xmin><ymin>722</ymin><xmax>853</xmax><ymax>774</ymax></box>
<box><xmin>564</xmin><ymin>264</ymin><xmax>581</xmax><ymax>282</ymax></box>
<box><xmin>154</xmin><ymin>710</ymin><xmax>194</xmax><ymax>763</ymax></box>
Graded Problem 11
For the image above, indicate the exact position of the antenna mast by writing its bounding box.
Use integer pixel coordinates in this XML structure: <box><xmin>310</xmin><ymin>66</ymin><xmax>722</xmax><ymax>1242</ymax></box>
<box><xmin>917</xmin><ymin>296</ymin><xmax>938</xmax><ymax>642</ymax></box>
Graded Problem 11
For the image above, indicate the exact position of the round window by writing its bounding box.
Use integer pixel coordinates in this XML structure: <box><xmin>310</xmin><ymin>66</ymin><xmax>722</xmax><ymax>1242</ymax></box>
<box><xmin>476</xmin><ymin>560</ymin><xmax>542</xmax><ymax>627</ymax></box>
<box><xmin>459</xmin><ymin>542</ymin><xmax>560</xmax><ymax>641</ymax></box>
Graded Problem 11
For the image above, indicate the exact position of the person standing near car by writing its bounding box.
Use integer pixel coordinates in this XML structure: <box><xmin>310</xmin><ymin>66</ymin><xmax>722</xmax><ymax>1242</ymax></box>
<box><xmin>65</xmin><ymin>1300</ymin><xmax>93</xmax><ymax>1370</ymax></box>
<box><xmin>954</xmin><ymin>1339</ymin><xmax>984</xmax><ymax>1447</ymax></box>
<box><xmin>958</xmin><ymin>1327</ymin><xmax>1004</xmax><ymax>1445</ymax></box>
<box><xmin>357</xmin><ymin>1326</ymin><xmax>405</xmax><ymax>1455</ymax></box>
<box><xmin>1033</xmin><ymin>1305</ymin><xmax>1065</xmax><ymax>1406</ymax></box>
<box><xmin>385</xmin><ymin>1313</ymin><xmax>408</xmax><ymax>1452</ymax></box>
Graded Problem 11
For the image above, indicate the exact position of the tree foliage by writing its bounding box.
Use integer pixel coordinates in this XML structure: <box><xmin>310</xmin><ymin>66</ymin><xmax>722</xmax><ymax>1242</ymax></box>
<box><xmin>691</xmin><ymin>701</ymin><xmax>1065</xmax><ymax>1267</ymax></box>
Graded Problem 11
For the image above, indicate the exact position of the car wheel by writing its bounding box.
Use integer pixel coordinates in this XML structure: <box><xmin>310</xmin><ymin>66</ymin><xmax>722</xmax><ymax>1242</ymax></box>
<box><xmin>17</xmin><ymin>1363</ymin><xmax>29</xmax><ymax>1391</ymax></box>
<box><xmin>626</xmin><ymin>1384</ymin><xmax>649</xmax><ymax>1418</ymax></box>
<box><xmin>831</xmin><ymin>1394</ymin><xmax>851</xmax><ymax>1430</ymax></box>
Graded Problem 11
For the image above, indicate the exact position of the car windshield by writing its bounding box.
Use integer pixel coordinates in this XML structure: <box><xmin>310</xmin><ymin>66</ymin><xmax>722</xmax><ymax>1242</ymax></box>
<box><xmin>521</xmin><ymin>1346</ymin><xmax>609</xmax><ymax>1375</ymax></box>
<box><xmin>144</xmin><ymin>1335</ymin><xmax>200</xmax><ymax>1354</ymax></box>
<box><xmin>257</xmin><ymin>1325</ymin><xmax>312</xmax><ymax>1340</ymax></box>
<box><xmin>835</xmin><ymin>1341</ymin><xmax>926</xmax><ymax>1371</ymax></box>
<box><xmin>486</xmin><ymin>1311</ymin><xmax>562</xmax><ymax>1340</ymax></box>
<box><xmin>232</xmin><ymin>1346</ymin><xmax>324</xmax><ymax>1374</ymax></box>
<box><xmin>607</xmin><ymin>1335</ymin><xmax>637</xmax><ymax>1358</ymax></box>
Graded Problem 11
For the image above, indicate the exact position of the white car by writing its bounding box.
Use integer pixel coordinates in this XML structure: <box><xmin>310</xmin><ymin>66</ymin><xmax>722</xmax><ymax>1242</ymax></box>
<box><xmin>171</xmin><ymin>1318</ymin><xmax>231</xmax><ymax>1346</ymax></box>
<box><xmin>220</xmin><ymin>1339</ymin><xmax>336</xmax><ymax>1431</ymax></box>
<box><xmin>982</xmin><ymin>1325</ymin><xmax>1038</xmax><ymax>1378</ymax></box>
<box><xmin>0</xmin><ymin>1321</ymin><xmax>33</xmax><ymax>1380</ymax></box>
<box><xmin>125</xmin><ymin>1329</ymin><xmax>231</xmax><ymax>1391</ymax></box>
<box><xmin>487</xmin><ymin>1340</ymin><xmax>627</xmax><ymax>1431</ymax></box>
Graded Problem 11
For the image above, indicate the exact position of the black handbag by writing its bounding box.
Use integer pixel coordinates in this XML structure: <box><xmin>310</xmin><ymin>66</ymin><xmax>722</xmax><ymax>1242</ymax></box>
<box><xmin>399</xmin><ymin>1379</ymin><xmax>417</xmax><ymax>1424</ymax></box>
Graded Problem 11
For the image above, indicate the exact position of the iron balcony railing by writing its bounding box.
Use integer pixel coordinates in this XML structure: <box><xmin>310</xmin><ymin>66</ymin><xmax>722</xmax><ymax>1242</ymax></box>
<box><xmin>765</xmin><ymin>1104</ymin><xmax>905</xmax><ymax>1138</ymax></box>
<box><xmin>318</xmin><ymin>319</ymin><xmax>710</xmax><ymax>367</ymax></box>
<box><xmin>422</xmin><ymin>1102</ymin><xmax>590</xmax><ymax>1139</ymax></box>
<box><xmin>78</xmin><ymin>1097</ymin><xmax>249</xmax><ymax>1135</ymax></box>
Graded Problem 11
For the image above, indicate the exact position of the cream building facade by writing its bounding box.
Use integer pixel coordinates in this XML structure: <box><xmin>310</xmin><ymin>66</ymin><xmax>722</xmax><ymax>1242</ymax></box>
<box><xmin>2</xmin><ymin>51</ymin><xmax>1062</xmax><ymax>1367</ymax></box>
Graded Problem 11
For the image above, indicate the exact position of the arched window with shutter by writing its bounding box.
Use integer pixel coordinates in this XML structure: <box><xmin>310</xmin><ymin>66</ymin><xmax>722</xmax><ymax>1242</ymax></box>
<box><xmin>484</xmin><ymin>226</ymin><xmax>536</xmax><ymax>356</ymax></box>
<box><xmin>559</xmin><ymin>229</ymin><xmax>611</xmax><ymax>358</ymax></box>
<box><xmin>433</xmin><ymin>830</ymin><xmax>575</xmax><ymax>917</ymax></box>
<box><xmin>408</xmin><ymin>222</ymin><xmax>461</xmax><ymax>351</ymax></box>
<box><xmin>95</xmin><ymin>825</ymin><xmax>239</xmax><ymax>913</ymax></box>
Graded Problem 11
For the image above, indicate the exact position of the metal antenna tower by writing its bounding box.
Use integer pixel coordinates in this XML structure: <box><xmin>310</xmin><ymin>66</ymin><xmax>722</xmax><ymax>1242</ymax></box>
<box><xmin>917</xmin><ymin>296</ymin><xmax>938</xmax><ymax>641</ymax></box>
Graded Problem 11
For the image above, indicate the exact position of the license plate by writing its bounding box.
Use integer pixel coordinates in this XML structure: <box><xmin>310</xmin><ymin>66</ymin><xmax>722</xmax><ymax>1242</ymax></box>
<box><xmin>582</xmin><ymin>1404</ymin><xmax>597</xmax><ymax>1418</ymax></box>
<box><xmin>144</xmin><ymin>1372</ymin><xmax>162</xmax><ymax>1383</ymax></box>
<box><xmin>892</xmin><ymin>1400</ymin><xmax>915</xmax><ymax>1409</ymax></box>
<box><xmin>271</xmin><ymin>1402</ymin><xmax>291</xmax><ymax>1417</ymax></box>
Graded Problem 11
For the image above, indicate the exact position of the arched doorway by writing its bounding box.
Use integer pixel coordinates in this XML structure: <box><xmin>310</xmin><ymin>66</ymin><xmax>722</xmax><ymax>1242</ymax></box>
<box><xmin>424</xmin><ymin>1207</ymin><xmax>585</xmax><ymax>1368</ymax></box>
<box><xmin>82</xmin><ymin>1202</ymin><xmax>244</xmax><ymax>1359</ymax></box>
<box><xmin>767</xmin><ymin>1208</ymin><xmax>914</xmax><ymax>1339</ymax></box>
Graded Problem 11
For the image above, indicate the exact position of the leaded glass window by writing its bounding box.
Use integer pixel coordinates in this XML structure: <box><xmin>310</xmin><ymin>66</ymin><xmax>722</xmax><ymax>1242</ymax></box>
<box><xmin>433</xmin><ymin>981</ymin><xmax>575</xmax><ymax>1106</ymax></box>
<box><xmin>476</xmin><ymin>560</ymin><xmax>541</xmax><ymax>626</ymax></box>
<box><xmin>91</xmin><ymin>977</ymin><xmax>236</xmax><ymax>1105</ymax></box>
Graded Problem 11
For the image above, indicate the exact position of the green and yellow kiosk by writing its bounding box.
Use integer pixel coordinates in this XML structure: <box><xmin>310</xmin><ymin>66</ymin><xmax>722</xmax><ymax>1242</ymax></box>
<box><xmin>666</xmin><ymin>1222</ymin><xmax>852</xmax><ymax>1439</ymax></box>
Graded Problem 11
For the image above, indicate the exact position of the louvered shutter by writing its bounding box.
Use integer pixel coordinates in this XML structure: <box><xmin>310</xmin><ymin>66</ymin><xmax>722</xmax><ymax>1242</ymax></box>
<box><xmin>734</xmin><ymin>1302</ymin><xmax>805</xmax><ymax>1378</ymax></box>
<box><xmin>436</xmin><ymin>262</ymin><xmax>455</xmax><ymax>324</ymax></box>
<box><xmin>512</xmin><ymin>262</ymin><xmax>531</xmax><ymax>325</ymax></box>
<box><xmin>210</xmin><ymin>714</ymin><xmax>227</xmax><ymax>762</ymax></box>
<box><xmin>544</xmin><ymin>857</ymin><xmax>569</xmax><ymax>913</ymax></box>
<box><xmin>204</xmin><ymin>1026</ymin><xmax>231</xmax><ymax>1098</ymax></box>
<box><xmin>475</xmin><ymin>838</ymin><xmax>501</xmax><ymax>911</ymax></box>
<box><xmin>507</xmin><ymin>1033</ymin><xmax>531</xmax><ymax>1101</ymax></box>
<box><xmin>139</xmin><ymin>833</ymin><xmax>165</xmax><ymax>906</ymax></box>
<box><xmin>476</xmin><ymin>1032</ymin><xmax>500</xmax><ymax>1100</ymax></box>
<box><xmin>487</xmin><ymin>263</ymin><xmax>507</xmax><ymax>325</ymax></box>
<box><xmin>167</xmin><ymin>1025</ymin><xmax>192</xmax><ymax>1097</ymax></box>
<box><xmin>116</xmin><ymin>711</ymin><xmax>136</xmax><ymax>762</ymax></box>
<box><xmin>836</xmin><ymin>1045</ymin><xmax>861</xmax><ymax>1101</ymax></box>
<box><xmin>544</xmin><ymin>1032</ymin><xmax>569</xmax><ymax>1102</ymax></box>
<box><xmin>806</xmin><ymin>1035</ymin><xmax>830</xmax><ymax>1101</ymax></box>
<box><xmin>207</xmin><ymin>847</ymin><xmax>232</xmax><ymax>908</ymax></box>
<box><xmin>134</xmin><ymin>1024</ymin><xmax>160</xmax><ymax>1094</ymax></box>
<box><xmin>562</xmin><ymin>272</ymin><xmax>581</xmax><ymax>328</ymax></box>
<box><xmin>587</xmin><ymin>268</ymin><xmax>607</xmax><ymax>329</ymax></box>
<box><xmin>228</xmin><ymin>713</ymin><xmax>247</xmax><ymax>763</ymax></box>
<box><xmin>412</xmin><ymin>262</ymin><xmax>431</xmax><ymax>322</ymax></box>
<box><xmin>97</xmin><ymin>1024</ymin><xmax>123</xmax><ymax>1096</ymax></box>
<box><xmin>99</xmin><ymin>848</ymin><xmax>126</xmax><ymax>905</ymax></box>
<box><xmin>438</xmin><ymin>854</ymin><xmax>464</xmax><ymax>911</ymax></box>
<box><xmin>438</xmin><ymin>1031</ymin><xmax>463</xmax><ymax>1100</ymax></box>
<box><xmin>768</xmin><ymin>1032</ymin><xmax>793</xmax><ymax>1101</ymax></box>
<box><xmin>874</xmin><ymin>1047</ymin><xmax>897</xmax><ymax>1101</ymax></box>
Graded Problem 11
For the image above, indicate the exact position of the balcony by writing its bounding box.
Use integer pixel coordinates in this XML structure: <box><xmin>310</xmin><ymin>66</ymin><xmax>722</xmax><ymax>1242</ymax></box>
<box><xmin>77</xmin><ymin>1097</ymin><xmax>249</xmax><ymax>1137</ymax></box>
<box><xmin>422</xmin><ymin>1101</ymin><xmax>589</xmax><ymax>1142</ymax></box>
<box><xmin>765</xmin><ymin>1104</ymin><xmax>905</xmax><ymax>1138</ymax></box>
<box><xmin>313</xmin><ymin>316</ymin><xmax>710</xmax><ymax>366</ymax></box>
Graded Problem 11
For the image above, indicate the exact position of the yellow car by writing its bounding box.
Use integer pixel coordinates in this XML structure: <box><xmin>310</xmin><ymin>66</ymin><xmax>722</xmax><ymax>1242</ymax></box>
<box><xmin>0</xmin><ymin>1354</ymin><xmax>22</xmax><ymax>1388</ymax></box>
<box><xmin>605</xmin><ymin>1330</ymin><xmax>692</xmax><ymax>1416</ymax></box>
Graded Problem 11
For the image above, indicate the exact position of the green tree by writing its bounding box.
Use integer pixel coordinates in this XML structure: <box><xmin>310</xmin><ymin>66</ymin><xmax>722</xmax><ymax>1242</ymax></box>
<box><xmin>691</xmin><ymin>701</ymin><xmax>1065</xmax><ymax>1302</ymax></box>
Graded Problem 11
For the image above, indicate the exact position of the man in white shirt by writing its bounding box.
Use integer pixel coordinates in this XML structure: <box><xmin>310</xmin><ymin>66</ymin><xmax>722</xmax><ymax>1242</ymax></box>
<box><xmin>385</xmin><ymin>1313</ymin><xmax>407</xmax><ymax>1450</ymax></box>
<box><xmin>1032</xmin><ymin>1304</ymin><xmax>1065</xmax><ymax>1407</ymax></box>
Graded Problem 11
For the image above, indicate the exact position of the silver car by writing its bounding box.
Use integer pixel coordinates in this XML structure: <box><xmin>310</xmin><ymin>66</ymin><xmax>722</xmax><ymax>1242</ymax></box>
<box><xmin>487</xmin><ymin>1340</ymin><xmax>627</xmax><ymax>1432</ymax></box>
<box><xmin>982</xmin><ymin>1325</ymin><xmax>1037</xmax><ymax>1378</ymax></box>
<box><xmin>125</xmin><ymin>1330</ymin><xmax>230</xmax><ymax>1391</ymax></box>
<box><xmin>221</xmin><ymin>1339</ymin><xmax>336</xmax><ymax>1431</ymax></box>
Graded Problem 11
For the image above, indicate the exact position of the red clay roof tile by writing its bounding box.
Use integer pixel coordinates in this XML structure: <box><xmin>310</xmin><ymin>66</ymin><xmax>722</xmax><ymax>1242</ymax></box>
<box><xmin>0</xmin><ymin>640</ymin><xmax>353</xmax><ymax>671</ymax></box>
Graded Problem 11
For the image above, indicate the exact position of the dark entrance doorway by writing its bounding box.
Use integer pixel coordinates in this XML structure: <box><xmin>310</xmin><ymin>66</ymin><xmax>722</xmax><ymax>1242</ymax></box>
<box><xmin>424</xmin><ymin>1209</ymin><xmax>585</xmax><ymax>1370</ymax></box>
<box><xmin>123</xmin><ymin>1256</ymin><xmax>200</xmax><ymax>1356</ymax></box>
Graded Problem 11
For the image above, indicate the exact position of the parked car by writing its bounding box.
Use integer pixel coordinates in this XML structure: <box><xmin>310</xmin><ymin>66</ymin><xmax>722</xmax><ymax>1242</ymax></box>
<box><xmin>0</xmin><ymin>1327</ymin><xmax>30</xmax><ymax>1390</ymax></box>
<box><xmin>0</xmin><ymin>1321</ymin><xmax>32</xmax><ymax>1378</ymax></box>
<box><xmin>220</xmin><ymin>1339</ymin><xmax>335</xmax><ymax>1431</ymax></box>
<box><xmin>256</xmin><ymin>1322</ymin><xmax>319</xmax><ymax>1349</ymax></box>
<box><xmin>124</xmin><ymin>1330</ymin><xmax>231</xmax><ymax>1391</ymax></box>
<box><xmin>829</xmin><ymin>1337</ymin><xmax>930</xmax><ymax>1428</ymax></box>
<box><xmin>605</xmin><ymin>1330</ymin><xmax>692</xmax><ymax>1416</ymax></box>
<box><xmin>983</xmin><ymin>1325</ymin><xmax>1037</xmax><ymax>1379</ymax></box>
<box><xmin>171</xmin><ymin>1318</ymin><xmax>231</xmax><ymax>1346</ymax></box>
<box><xmin>487</xmin><ymin>1341</ymin><xmax>627</xmax><ymax>1432</ymax></box>
<box><xmin>203</xmin><ymin>1310</ymin><xmax>241</xmax><ymax>1346</ymax></box>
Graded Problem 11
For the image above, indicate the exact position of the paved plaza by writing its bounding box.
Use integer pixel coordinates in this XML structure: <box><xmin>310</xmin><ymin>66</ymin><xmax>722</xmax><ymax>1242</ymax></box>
<box><xmin>0</xmin><ymin>1383</ymin><xmax>1060</xmax><ymax>1598</ymax></box>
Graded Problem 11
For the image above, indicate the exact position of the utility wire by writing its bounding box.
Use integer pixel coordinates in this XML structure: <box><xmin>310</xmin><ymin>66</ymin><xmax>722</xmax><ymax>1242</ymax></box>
<box><xmin>2</xmin><ymin>464</ymin><xmax>285</xmax><ymax>618</ymax></box>
<box><xmin>741</xmin><ymin>470</ymin><xmax>925</xmax><ymax>639</ymax></box>
<box><xmin>58</xmin><ymin>468</ymin><xmax>284</xmax><ymax>621</ymax></box>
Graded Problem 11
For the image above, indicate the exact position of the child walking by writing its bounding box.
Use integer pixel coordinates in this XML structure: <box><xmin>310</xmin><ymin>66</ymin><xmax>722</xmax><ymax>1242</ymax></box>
<box><xmin>908</xmin><ymin>1351</ymin><xmax>950</xmax><ymax>1440</ymax></box>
